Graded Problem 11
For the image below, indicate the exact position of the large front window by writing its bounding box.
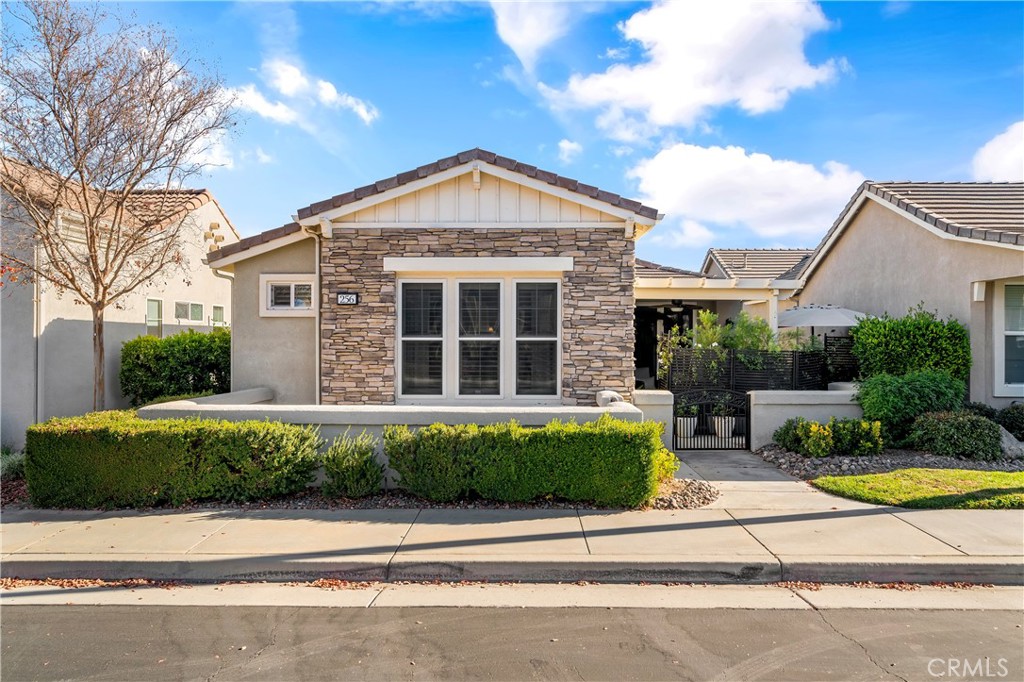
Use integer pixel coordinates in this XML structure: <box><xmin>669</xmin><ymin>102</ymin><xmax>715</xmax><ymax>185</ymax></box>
<box><xmin>398</xmin><ymin>278</ymin><xmax>560</xmax><ymax>401</ymax></box>
<box><xmin>1000</xmin><ymin>283</ymin><xmax>1024</xmax><ymax>390</ymax></box>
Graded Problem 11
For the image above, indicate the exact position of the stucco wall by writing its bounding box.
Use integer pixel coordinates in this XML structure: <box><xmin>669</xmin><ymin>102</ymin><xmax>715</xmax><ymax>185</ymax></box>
<box><xmin>799</xmin><ymin>199</ymin><xmax>1024</xmax><ymax>403</ymax></box>
<box><xmin>749</xmin><ymin>390</ymin><xmax>863</xmax><ymax>451</ymax></box>
<box><xmin>230</xmin><ymin>238</ymin><xmax>317</xmax><ymax>404</ymax></box>
<box><xmin>1</xmin><ymin>196</ymin><xmax>235</xmax><ymax>448</ymax></box>
<box><xmin>319</xmin><ymin>227</ymin><xmax>635</xmax><ymax>406</ymax></box>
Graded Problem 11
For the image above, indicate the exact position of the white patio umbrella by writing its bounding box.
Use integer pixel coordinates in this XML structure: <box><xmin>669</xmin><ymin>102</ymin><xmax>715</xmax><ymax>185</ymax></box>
<box><xmin>777</xmin><ymin>304</ymin><xmax>869</xmax><ymax>330</ymax></box>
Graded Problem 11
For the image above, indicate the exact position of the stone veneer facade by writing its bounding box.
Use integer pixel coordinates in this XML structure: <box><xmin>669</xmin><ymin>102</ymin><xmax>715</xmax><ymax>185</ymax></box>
<box><xmin>319</xmin><ymin>227</ymin><xmax>635</xmax><ymax>405</ymax></box>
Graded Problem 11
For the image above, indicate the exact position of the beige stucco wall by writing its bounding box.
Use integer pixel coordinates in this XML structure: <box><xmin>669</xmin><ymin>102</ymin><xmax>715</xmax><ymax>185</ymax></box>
<box><xmin>799</xmin><ymin>199</ymin><xmax>1024</xmax><ymax>404</ymax></box>
<box><xmin>229</xmin><ymin>238</ymin><xmax>317</xmax><ymax>404</ymax></box>
<box><xmin>1</xmin><ymin>197</ymin><xmax>236</xmax><ymax>448</ymax></box>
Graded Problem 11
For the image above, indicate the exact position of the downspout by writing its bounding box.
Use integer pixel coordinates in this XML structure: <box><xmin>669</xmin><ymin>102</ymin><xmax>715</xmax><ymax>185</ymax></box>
<box><xmin>298</xmin><ymin>224</ymin><xmax>323</xmax><ymax>406</ymax></box>
<box><xmin>33</xmin><ymin>244</ymin><xmax>45</xmax><ymax>424</ymax></box>
<box><xmin>210</xmin><ymin>266</ymin><xmax>234</xmax><ymax>390</ymax></box>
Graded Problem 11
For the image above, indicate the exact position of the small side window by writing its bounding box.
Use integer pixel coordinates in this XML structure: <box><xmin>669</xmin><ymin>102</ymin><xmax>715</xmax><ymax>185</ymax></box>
<box><xmin>174</xmin><ymin>301</ymin><xmax>189</xmax><ymax>319</ymax></box>
<box><xmin>212</xmin><ymin>305</ymin><xmax>225</xmax><ymax>324</ymax></box>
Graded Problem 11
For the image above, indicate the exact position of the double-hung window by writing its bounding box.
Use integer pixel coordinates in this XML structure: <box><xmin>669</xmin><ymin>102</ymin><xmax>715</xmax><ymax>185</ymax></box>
<box><xmin>996</xmin><ymin>281</ymin><xmax>1024</xmax><ymax>396</ymax></box>
<box><xmin>174</xmin><ymin>301</ymin><xmax>204</xmax><ymax>322</ymax></box>
<box><xmin>397</xmin><ymin>277</ymin><xmax>560</xmax><ymax>401</ymax></box>
<box><xmin>145</xmin><ymin>299</ymin><xmax>163</xmax><ymax>337</ymax></box>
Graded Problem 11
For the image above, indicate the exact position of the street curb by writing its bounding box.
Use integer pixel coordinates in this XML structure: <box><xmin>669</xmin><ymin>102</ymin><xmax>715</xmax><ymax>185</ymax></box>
<box><xmin>3</xmin><ymin>554</ymin><xmax>1021</xmax><ymax>585</ymax></box>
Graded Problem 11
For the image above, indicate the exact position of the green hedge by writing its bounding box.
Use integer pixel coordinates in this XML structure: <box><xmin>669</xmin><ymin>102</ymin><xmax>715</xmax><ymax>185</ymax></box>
<box><xmin>120</xmin><ymin>329</ymin><xmax>230</xmax><ymax>406</ymax></box>
<box><xmin>909</xmin><ymin>411</ymin><xmax>1002</xmax><ymax>460</ymax></box>
<box><xmin>857</xmin><ymin>370</ymin><xmax>965</xmax><ymax>445</ymax></box>
<box><xmin>25</xmin><ymin>411</ymin><xmax>320</xmax><ymax>508</ymax></box>
<box><xmin>773</xmin><ymin>417</ymin><xmax>883</xmax><ymax>457</ymax></box>
<box><xmin>850</xmin><ymin>306</ymin><xmax>971</xmax><ymax>383</ymax></box>
<box><xmin>322</xmin><ymin>430</ymin><xmax>384</xmax><ymax>499</ymax></box>
<box><xmin>996</xmin><ymin>404</ymin><xmax>1024</xmax><ymax>441</ymax></box>
<box><xmin>384</xmin><ymin>415</ymin><xmax>676</xmax><ymax>507</ymax></box>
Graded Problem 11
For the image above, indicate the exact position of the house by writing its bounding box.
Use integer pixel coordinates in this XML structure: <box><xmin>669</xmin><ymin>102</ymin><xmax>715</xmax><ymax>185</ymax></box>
<box><xmin>206</xmin><ymin>148</ymin><xmax>660</xmax><ymax>407</ymax></box>
<box><xmin>1</xmin><ymin>178</ymin><xmax>238</xmax><ymax>448</ymax></box>
<box><xmin>791</xmin><ymin>181</ymin><xmax>1024</xmax><ymax>407</ymax></box>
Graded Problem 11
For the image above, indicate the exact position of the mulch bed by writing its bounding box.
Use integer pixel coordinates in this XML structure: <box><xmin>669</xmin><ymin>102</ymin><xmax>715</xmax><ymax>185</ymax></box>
<box><xmin>758</xmin><ymin>444</ymin><xmax>1024</xmax><ymax>480</ymax></box>
<box><xmin>0</xmin><ymin>477</ymin><xmax>720</xmax><ymax>513</ymax></box>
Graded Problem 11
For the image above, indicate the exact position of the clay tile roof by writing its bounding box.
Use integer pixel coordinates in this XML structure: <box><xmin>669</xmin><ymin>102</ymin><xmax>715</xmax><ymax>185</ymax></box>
<box><xmin>124</xmin><ymin>189</ymin><xmax>211</xmax><ymax>226</ymax></box>
<box><xmin>863</xmin><ymin>182</ymin><xmax>1024</xmax><ymax>245</ymax></box>
<box><xmin>705</xmin><ymin>248</ymin><xmax>815</xmax><ymax>279</ymax></box>
<box><xmin>294</xmin><ymin>147</ymin><xmax>660</xmax><ymax>221</ymax></box>
<box><xmin>635</xmin><ymin>258</ymin><xmax>705</xmax><ymax>278</ymax></box>
<box><xmin>207</xmin><ymin>222</ymin><xmax>302</xmax><ymax>262</ymax></box>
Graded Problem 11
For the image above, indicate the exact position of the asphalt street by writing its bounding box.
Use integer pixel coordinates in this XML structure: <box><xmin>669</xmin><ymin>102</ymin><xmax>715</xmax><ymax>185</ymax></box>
<box><xmin>3</xmin><ymin>605</ymin><xmax>1022</xmax><ymax>681</ymax></box>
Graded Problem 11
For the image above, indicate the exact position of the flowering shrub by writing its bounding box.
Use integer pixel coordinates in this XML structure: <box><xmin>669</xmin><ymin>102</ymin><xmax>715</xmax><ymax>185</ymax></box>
<box><xmin>774</xmin><ymin>417</ymin><xmax>884</xmax><ymax>458</ymax></box>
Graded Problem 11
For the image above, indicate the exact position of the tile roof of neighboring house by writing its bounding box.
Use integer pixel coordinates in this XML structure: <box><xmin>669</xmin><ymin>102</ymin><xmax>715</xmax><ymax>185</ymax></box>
<box><xmin>635</xmin><ymin>258</ymin><xmax>705</xmax><ymax>278</ymax></box>
<box><xmin>125</xmin><ymin>189</ymin><xmax>212</xmax><ymax>227</ymax></box>
<box><xmin>206</xmin><ymin>222</ymin><xmax>303</xmax><ymax>262</ymax></box>
<box><xmin>295</xmin><ymin>147</ymin><xmax>660</xmax><ymax>222</ymax></box>
<box><xmin>703</xmin><ymin>248</ymin><xmax>815</xmax><ymax>279</ymax></box>
<box><xmin>848</xmin><ymin>181</ymin><xmax>1024</xmax><ymax>246</ymax></box>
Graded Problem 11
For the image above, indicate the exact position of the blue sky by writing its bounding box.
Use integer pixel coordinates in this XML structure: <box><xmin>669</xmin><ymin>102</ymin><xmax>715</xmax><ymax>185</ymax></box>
<box><xmin>129</xmin><ymin>1</ymin><xmax>1023</xmax><ymax>270</ymax></box>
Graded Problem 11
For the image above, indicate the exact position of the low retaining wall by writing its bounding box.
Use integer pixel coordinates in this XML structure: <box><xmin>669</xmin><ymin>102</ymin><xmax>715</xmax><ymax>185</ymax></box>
<box><xmin>633</xmin><ymin>390</ymin><xmax>673</xmax><ymax>451</ymax></box>
<box><xmin>138</xmin><ymin>388</ymin><xmax>644</xmax><ymax>446</ymax></box>
<box><xmin>748</xmin><ymin>390</ymin><xmax>862</xmax><ymax>451</ymax></box>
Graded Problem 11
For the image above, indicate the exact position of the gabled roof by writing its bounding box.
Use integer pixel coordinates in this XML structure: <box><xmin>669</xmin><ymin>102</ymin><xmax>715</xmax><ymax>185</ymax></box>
<box><xmin>635</xmin><ymin>258</ymin><xmax>705</xmax><ymax>278</ymax></box>
<box><xmin>701</xmin><ymin>248</ymin><xmax>814</xmax><ymax>279</ymax></box>
<box><xmin>800</xmin><ymin>181</ymin><xmax>1024</xmax><ymax>286</ymax></box>
<box><xmin>295</xmin><ymin>147</ymin><xmax>660</xmax><ymax>222</ymax></box>
<box><xmin>207</xmin><ymin>222</ymin><xmax>303</xmax><ymax>263</ymax></box>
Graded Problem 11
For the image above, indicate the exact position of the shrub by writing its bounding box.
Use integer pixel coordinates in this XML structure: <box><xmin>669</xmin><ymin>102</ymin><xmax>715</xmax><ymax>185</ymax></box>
<box><xmin>996</xmin><ymin>403</ymin><xmax>1024</xmax><ymax>441</ymax></box>
<box><xmin>385</xmin><ymin>415</ymin><xmax>674</xmax><ymax>507</ymax></box>
<box><xmin>774</xmin><ymin>417</ymin><xmax>883</xmax><ymax>457</ymax></box>
<box><xmin>322</xmin><ymin>430</ymin><xmax>385</xmax><ymax>499</ymax></box>
<box><xmin>1</xmin><ymin>447</ymin><xmax>25</xmax><ymax>480</ymax></box>
<box><xmin>962</xmin><ymin>401</ymin><xmax>998</xmax><ymax>421</ymax></box>
<box><xmin>120</xmin><ymin>328</ymin><xmax>231</xmax><ymax>406</ymax></box>
<box><xmin>857</xmin><ymin>370</ymin><xmax>965</xmax><ymax>444</ymax></box>
<box><xmin>850</xmin><ymin>305</ymin><xmax>971</xmax><ymax>383</ymax></box>
<box><xmin>25</xmin><ymin>411</ymin><xmax>320</xmax><ymax>508</ymax></box>
<box><xmin>909</xmin><ymin>411</ymin><xmax>1002</xmax><ymax>460</ymax></box>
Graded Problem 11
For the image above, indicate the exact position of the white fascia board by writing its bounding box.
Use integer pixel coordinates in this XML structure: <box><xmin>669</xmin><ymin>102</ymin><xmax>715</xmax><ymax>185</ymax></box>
<box><xmin>299</xmin><ymin>161</ymin><xmax>656</xmax><ymax>227</ymax></box>
<box><xmin>206</xmin><ymin>231</ymin><xmax>312</xmax><ymax>269</ymax></box>
<box><xmin>383</xmin><ymin>256</ymin><xmax>573</xmax><ymax>273</ymax></box>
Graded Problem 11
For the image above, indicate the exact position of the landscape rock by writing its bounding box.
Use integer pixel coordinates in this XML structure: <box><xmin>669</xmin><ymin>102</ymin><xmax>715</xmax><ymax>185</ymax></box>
<box><xmin>998</xmin><ymin>426</ymin><xmax>1024</xmax><ymax>459</ymax></box>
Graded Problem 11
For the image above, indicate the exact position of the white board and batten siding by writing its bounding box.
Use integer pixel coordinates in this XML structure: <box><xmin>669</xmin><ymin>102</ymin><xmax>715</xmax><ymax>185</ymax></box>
<box><xmin>339</xmin><ymin>174</ymin><xmax>626</xmax><ymax>227</ymax></box>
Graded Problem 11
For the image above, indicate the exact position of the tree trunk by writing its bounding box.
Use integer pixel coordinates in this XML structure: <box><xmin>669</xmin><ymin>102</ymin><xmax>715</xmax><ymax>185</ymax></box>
<box><xmin>92</xmin><ymin>305</ymin><xmax>105</xmax><ymax>411</ymax></box>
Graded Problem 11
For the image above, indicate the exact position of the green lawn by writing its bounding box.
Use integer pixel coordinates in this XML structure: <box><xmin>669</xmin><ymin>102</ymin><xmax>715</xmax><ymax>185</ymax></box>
<box><xmin>811</xmin><ymin>468</ymin><xmax>1024</xmax><ymax>509</ymax></box>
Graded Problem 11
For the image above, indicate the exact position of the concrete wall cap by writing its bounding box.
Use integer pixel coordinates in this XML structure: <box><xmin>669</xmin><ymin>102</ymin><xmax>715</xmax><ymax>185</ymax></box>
<box><xmin>748</xmin><ymin>390</ymin><xmax>857</xmax><ymax>406</ymax></box>
<box><xmin>632</xmin><ymin>390</ymin><xmax>675</xmax><ymax>406</ymax></box>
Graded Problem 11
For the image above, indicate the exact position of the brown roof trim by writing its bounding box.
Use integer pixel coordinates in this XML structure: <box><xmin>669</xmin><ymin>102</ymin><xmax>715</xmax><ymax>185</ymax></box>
<box><xmin>295</xmin><ymin>147</ymin><xmax>660</xmax><ymax>221</ymax></box>
<box><xmin>207</xmin><ymin>222</ymin><xmax>303</xmax><ymax>262</ymax></box>
<box><xmin>635</xmin><ymin>258</ymin><xmax>705</xmax><ymax>278</ymax></box>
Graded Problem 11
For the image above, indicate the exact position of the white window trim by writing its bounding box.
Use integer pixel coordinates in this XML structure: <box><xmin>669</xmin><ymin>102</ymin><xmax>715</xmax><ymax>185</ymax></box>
<box><xmin>993</xmin><ymin>279</ymin><xmax>1024</xmax><ymax>397</ymax></box>
<box><xmin>174</xmin><ymin>300</ymin><xmax>205</xmax><ymax>323</ymax></box>
<box><xmin>259</xmin><ymin>274</ymin><xmax>317</xmax><ymax>318</ymax></box>
<box><xmin>396</xmin><ymin>275</ymin><xmax>562</xmax><ymax>405</ymax></box>
<box><xmin>384</xmin><ymin>256</ymin><xmax>573</xmax><ymax>274</ymax></box>
<box><xmin>145</xmin><ymin>298</ymin><xmax>163</xmax><ymax>337</ymax></box>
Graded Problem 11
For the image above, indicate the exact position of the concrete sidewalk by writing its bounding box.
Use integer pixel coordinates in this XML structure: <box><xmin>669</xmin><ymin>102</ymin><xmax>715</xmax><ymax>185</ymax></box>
<box><xmin>2</xmin><ymin>451</ymin><xmax>1022</xmax><ymax>585</ymax></box>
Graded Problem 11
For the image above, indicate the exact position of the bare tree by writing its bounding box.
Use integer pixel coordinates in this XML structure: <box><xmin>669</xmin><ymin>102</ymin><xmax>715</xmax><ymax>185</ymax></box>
<box><xmin>1</xmin><ymin>0</ymin><xmax>235</xmax><ymax>410</ymax></box>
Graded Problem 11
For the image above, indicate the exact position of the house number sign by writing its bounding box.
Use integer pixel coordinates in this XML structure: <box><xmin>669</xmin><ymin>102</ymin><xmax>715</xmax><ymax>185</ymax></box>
<box><xmin>336</xmin><ymin>293</ymin><xmax>359</xmax><ymax>305</ymax></box>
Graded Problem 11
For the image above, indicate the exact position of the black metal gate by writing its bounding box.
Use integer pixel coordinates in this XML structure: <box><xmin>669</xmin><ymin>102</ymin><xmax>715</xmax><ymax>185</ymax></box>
<box><xmin>672</xmin><ymin>388</ymin><xmax>750</xmax><ymax>450</ymax></box>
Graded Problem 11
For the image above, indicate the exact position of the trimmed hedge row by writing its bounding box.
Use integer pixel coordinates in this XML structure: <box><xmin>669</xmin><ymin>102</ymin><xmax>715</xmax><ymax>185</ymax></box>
<box><xmin>856</xmin><ymin>370</ymin><xmax>965</xmax><ymax>445</ymax></box>
<box><xmin>850</xmin><ymin>306</ymin><xmax>971</xmax><ymax>383</ymax></box>
<box><xmin>25</xmin><ymin>411</ymin><xmax>320</xmax><ymax>508</ymax></box>
<box><xmin>120</xmin><ymin>329</ymin><xmax>230</xmax><ymax>406</ymax></box>
<box><xmin>385</xmin><ymin>415</ymin><xmax>675</xmax><ymax>507</ymax></box>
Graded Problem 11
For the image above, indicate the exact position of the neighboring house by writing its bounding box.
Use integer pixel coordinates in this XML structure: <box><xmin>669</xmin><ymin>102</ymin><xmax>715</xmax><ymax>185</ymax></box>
<box><xmin>792</xmin><ymin>181</ymin><xmax>1024</xmax><ymax>407</ymax></box>
<box><xmin>1</xmin><ymin>183</ymin><xmax>238</xmax><ymax>448</ymax></box>
<box><xmin>207</xmin><ymin>148</ymin><xmax>660</xmax><ymax>407</ymax></box>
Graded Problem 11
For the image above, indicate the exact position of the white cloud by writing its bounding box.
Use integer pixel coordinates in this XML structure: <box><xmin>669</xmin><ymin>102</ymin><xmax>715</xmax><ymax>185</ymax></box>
<box><xmin>189</xmin><ymin>129</ymin><xmax>234</xmax><ymax>171</ymax></box>
<box><xmin>648</xmin><ymin>219</ymin><xmax>715</xmax><ymax>249</ymax></box>
<box><xmin>972</xmin><ymin>121</ymin><xmax>1024</xmax><ymax>182</ymax></box>
<box><xmin>316</xmin><ymin>80</ymin><xmax>380</xmax><ymax>125</ymax></box>
<box><xmin>255</xmin><ymin>147</ymin><xmax>274</xmax><ymax>164</ymax></box>
<box><xmin>263</xmin><ymin>59</ymin><xmax>311</xmax><ymax>97</ymax></box>
<box><xmin>558</xmin><ymin>139</ymin><xmax>583</xmax><ymax>164</ymax></box>
<box><xmin>490</xmin><ymin>2</ymin><xmax>575</xmax><ymax>73</ymax></box>
<box><xmin>233</xmin><ymin>84</ymin><xmax>301</xmax><ymax>125</ymax></box>
<box><xmin>542</xmin><ymin>1</ymin><xmax>840</xmax><ymax>141</ymax></box>
<box><xmin>631</xmin><ymin>143</ymin><xmax>864</xmax><ymax>242</ymax></box>
<box><xmin>611</xmin><ymin>145</ymin><xmax>633</xmax><ymax>158</ymax></box>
